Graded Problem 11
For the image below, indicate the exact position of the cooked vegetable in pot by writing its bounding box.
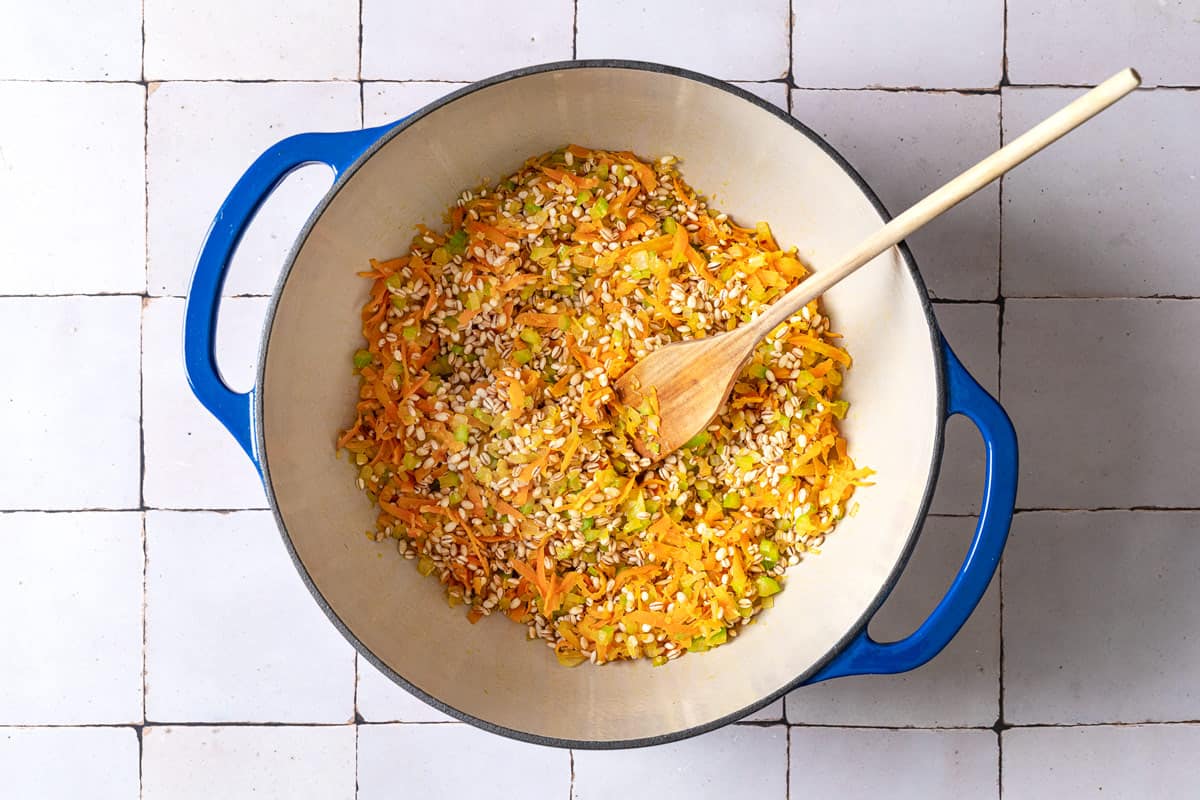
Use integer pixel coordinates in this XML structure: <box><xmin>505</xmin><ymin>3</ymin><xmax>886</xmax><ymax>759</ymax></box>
<box><xmin>337</xmin><ymin>145</ymin><xmax>870</xmax><ymax>666</ymax></box>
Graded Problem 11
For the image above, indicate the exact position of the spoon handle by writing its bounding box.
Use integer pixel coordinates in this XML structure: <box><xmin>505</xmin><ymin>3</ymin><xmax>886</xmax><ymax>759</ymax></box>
<box><xmin>749</xmin><ymin>67</ymin><xmax>1141</xmax><ymax>337</ymax></box>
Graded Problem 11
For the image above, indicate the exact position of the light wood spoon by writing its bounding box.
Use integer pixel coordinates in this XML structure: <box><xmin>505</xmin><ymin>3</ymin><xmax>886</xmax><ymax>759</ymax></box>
<box><xmin>617</xmin><ymin>67</ymin><xmax>1141</xmax><ymax>461</ymax></box>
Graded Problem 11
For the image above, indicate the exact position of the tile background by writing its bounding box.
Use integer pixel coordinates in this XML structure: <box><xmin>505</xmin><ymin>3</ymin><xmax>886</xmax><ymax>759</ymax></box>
<box><xmin>1</xmin><ymin>0</ymin><xmax>1196</xmax><ymax>796</ymax></box>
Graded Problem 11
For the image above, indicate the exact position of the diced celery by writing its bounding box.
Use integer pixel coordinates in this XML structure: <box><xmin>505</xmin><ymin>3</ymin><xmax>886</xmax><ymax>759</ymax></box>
<box><xmin>759</xmin><ymin>538</ymin><xmax>780</xmax><ymax>570</ymax></box>
<box><xmin>519</xmin><ymin>328</ymin><xmax>543</xmax><ymax>348</ymax></box>
<box><xmin>430</xmin><ymin>247</ymin><xmax>450</xmax><ymax>266</ymax></box>
<box><xmin>747</xmin><ymin>363</ymin><xmax>768</xmax><ymax>379</ymax></box>
<box><xmin>589</xmin><ymin>195</ymin><xmax>609</xmax><ymax>220</ymax></box>
<box><xmin>755</xmin><ymin>576</ymin><xmax>782</xmax><ymax>597</ymax></box>
<box><xmin>830</xmin><ymin>400</ymin><xmax>850</xmax><ymax>419</ymax></box>
<box><xmin>445</xmin><ymin>229</ymin><xmax>468</xmax><ymax>255</ymax></box>
<box><xmin>402</xmin><ymin>452</ymin><xmax>419</xmax><ymax>470</ymax></box>
<box><xmin>441</xmin><ymin>471</ymin><xmax>461</xmax><ymax>488</ymax></box>
<box><xmin>385</xmin><ymin>273</ymin><xmax>404</xmax><ymax>291</ymax></box>
<box><xmin>662</xmin><ymin>216</ymin><xmax>678</xmax><ymax>234</ymax></box>
<box><xmin>530</xmin><ymin>245</ymin><xmax>555</xmax><ymax>260</ymax></box>
<box><xmin>708</xmin><ymin>627</ymin><xmax>728</xmax><ymax>645</ymax></box>
<box><xmin>595</xmin><ymin>163</ymin><xmax>610</xmax><ymax>181</ymax></box>
<box><xmin>353</xmin><ymin>350</ymin><xmax>372</xmax><ymax>369</ymax></box>
<box><xmin>524</xmin><ymin>200</ymin><xmax>542</xmax><ymax>215</ymax></box>
<box><xmin>519</xmin><ymin>501</ymin><xmax>535</xmax><ymax>515</ymax></box>
<box><xmin>597</xmin><ymin>625</ymin><xmax>614</xmax><ymax>645</ymax></box>
<box><xmin>402</xmin><ymin>325</ymin><xmax>420</xmax><ymax>341</ymax></box>
<box><xmin>453</xmin><ymin>423</ymin><xmax>470</xmax><ymax>443</ymax></box>
<box><xmin>417</xmin><ymin>556</ymin><xmax>436</xmax><ymax>576</ymax></box>
<box><xmin>513</xmin><ymin>348</ymin><xmax>533</xmax><ymax>365</ymax></box>
<box><xmin>721</xmin><ymin>491</ymin><xmax>741</xmax><ymax>509</ymax></box>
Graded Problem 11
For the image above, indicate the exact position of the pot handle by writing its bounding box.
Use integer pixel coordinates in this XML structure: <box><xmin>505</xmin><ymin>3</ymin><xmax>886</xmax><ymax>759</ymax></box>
<box><xmin>183</xmin><ymin>124</ymin><xmax>396</xmax><ymax>470</ymax></box>
<box><xmin>805</xmin><ymin>336</ymin><xmax>1018</xmax><ymax>683</ymax></box>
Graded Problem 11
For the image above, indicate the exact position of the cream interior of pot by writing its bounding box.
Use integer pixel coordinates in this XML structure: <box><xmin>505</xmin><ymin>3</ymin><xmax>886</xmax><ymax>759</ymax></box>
<box><xmin>259</xmin><ymin>66</ymin><xmax>942</xmax><ymax>744</ymax></box>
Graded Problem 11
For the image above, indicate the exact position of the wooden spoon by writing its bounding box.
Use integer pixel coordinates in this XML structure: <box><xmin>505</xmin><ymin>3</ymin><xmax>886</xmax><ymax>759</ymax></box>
<box><xmin>617</xmin><ymin>67</ymin><xmax>1141</xmax><ymax>461</ymax></box>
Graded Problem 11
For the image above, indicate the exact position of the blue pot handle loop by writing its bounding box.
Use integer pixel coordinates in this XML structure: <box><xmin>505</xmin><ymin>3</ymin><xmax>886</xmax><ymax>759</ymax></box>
<box><xmin>807</xmin><ymin>336</ymin><xmax>1018</xmax><ymax>683</ymax></box>
<box><xmin>183</xmin><ymin>124</ymin><xmax>396</xmax><ymax>472</ymax></box>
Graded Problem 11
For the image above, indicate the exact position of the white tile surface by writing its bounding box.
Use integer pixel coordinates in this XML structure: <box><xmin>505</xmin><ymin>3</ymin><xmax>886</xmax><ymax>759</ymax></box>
<box><xmin>0</xmin><ymin>512</ymin><xmax>143</xmax><ymax>724</ymax></box>
<box><xmin>577</xmin><ymin>0</ymin><xmax>789</xmax><ymax>81</ymax></box>
<box><xmin>0</xmin><ymin>297</ymin><xmax>141</xmax><ymax>510</ymax></box>
<box><xmin>0</xmin><ymin>83</ymin><xmax>145</xmax><ymax>294</ymax></box>
<box><xmin>1002</xmin><ymin>89</ymin><xmax>1200</xmax><ymax>298</ymax></box>
<box><xmin>786</xmin><ymin>517</ymin><xmax>999</xmax><ymax>727</ymax></box>
<box><xmin>931</xmin><ymin>303</ymin><xmax>999</xmax><ymax>515</ymax></box>
<box><xmin>733</xmin><ymin>81</ymin><xmax>789</xmax><ymax>110</ymax></box>
<box><xmin>1003</xmin><ymin>724</ymin><xmax>1200</xmax><ymax>799</ymax></box>
<box><xmin>144</xmin><ymin>0</ymin><xmax>358</xmax><ymax>80</ymax></box>
<box><xmin>0</xmin><ymin>0</ymin><xmax>141</xmax><ymax>80</ymax></box>
<box><xmin>146</xmin><ymin>81</ymin><xmax>359</xmax><ymax>296</ymax></box>
<box><xmin>1007</xmin><ymin>0</ymin><xmax>1200</xmax><ymax>87</ymax></box>
<box><xmin>356</xmin><ymin>655</ymin><xmax>455</xmax><ymax>723</ymax></box>
<box><xmin>145</xmin><ymin>511</ymin><xmax>355</xmax><ymax>723</ymax></box>
<box><xmin>1002</xmin><ymin>300</ymin><xmax>1200</xmax><ymax>509</ymax></box>
<box><xmin>789</xmin><ymin>728</ymin><xmax>997</xmax><ymax>799</ymax></box>
<box><xmin>790</xmin><ymin>90</ymin><xmax>1000</xmax><ymax>300</ymax></box>
<box><xmin>574</xmin><ymin>725</ymin><xmax>786</xmax><ymax>800</ymax></box>
<box><xmin>742</xmin><ymin>698</ymin><xmax>785</xmax><ymax>722</ymax></box>
<box><xmin>792</xmin><ymin>0</ymin><xmax>1003</xmax><ymax>89</ymax></box>
<box><xmin>0</xmin><ymin>727</ymin><xmax>140</xmax><ymax>800</ymax></box>
<box><xmin>357</xmin><ymin>724</ymin><xmax>570</xmax><ymax>799</ymax></box>
<box><xmin>142</xmin><ymin>725</ymin><xmax>356</xmax><ymax>800</ymax></box>
<box><xmin>363</xmin><ymin>82</ymin><xmax>470</xmax><ymax>127</ymax></box>
<box><xmin>1004</xmin><ymin>511</ymin><xmax>1200</xmax><ymax>725</ymax></box>
<box><xmin>362</xmin><ymin>0</ymin><xmax>573</xmax><ymax>80</ymax></box>
<box><xmin>142</xmin><ymin>297</ymin><xmax>269</xmax><ymax>509</ymax></box>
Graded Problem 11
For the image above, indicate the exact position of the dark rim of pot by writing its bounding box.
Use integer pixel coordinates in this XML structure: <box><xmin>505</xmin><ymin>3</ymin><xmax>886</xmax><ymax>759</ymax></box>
<box><xmin>253</xmin><ymin>59</ymin><xmax>946</xmax><ymax>750</ymax></box>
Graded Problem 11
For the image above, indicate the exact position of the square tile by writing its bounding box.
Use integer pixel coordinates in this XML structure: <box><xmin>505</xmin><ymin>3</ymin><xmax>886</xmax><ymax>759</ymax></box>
<box><xmin>362</xmin><ymin>82</ymin><xmax>470</xmax><ymax>127</ymax></box>
<box><xmin>1001</xmin><ymin>89</ymin><xmax>1200</xmax><ymax>298</ymax></box>
<box><xmin>789</xmin><ymin>728</ymin><xmax>997</xmax><ymax>799</ymax></box>
<box><xmin>573</xmin><ymin>725</ymin><xmax>786</xmax><ymax>800</ymax></box>
<box><xmin>362</xmin><ymin>0</ymin><xmax>573</xmax><ymax>80</ymax></box>
<box><xmin>733</xmin><ymin>81</ymin><xmax>789</xmax><ymax>111</ymax></box>
<box><xmin>1007</xmin><ymin>1</ymin><xmax>1200</xmax><ymax>87</ymax></box>
<box><xmin>741</xmin><ymin>697</ymin><xmax>785</xmax><ymax>723</ymax></box>
<box><xmin>144</xmin><ymin>0</ymin><xmax>358</xmax><ymax>79</ymax></box>
<box><xmin>147</xmin><ymin>81</ymin><xmax>360</xmax><ymax>296</ymax></box>
<box><xmin>145</xmin><ymin>511</ymin><xmax>356</xmax><ymax>722</ymax></box>
<box><xmin>786</xmin><ymin>517</ymin><xmax>999</xmax><ymax>727</ymax></box>
<box><xmin>792</xmin><ymin>1</ymin><xmax>1003</xmax><ymax>89</ymax></box>
<box><xmin>0</xmin><ymin>512</ymin><xmax>143</xmax><ymax>724</ymax></box>
<box><xmin>142</xmin><ymin>297</ymin><xmax>269</xmax><ymax>509</ymax></box>
<box><xmin>1002</xmin><ymin>299</ymin><xmax>1200</xmax><ymax>509</ymax></box>
<box><xmin>931</xmin><ymin>303</ymin><xmax>1000</xmax><ymax>515</ymax></box>
<box><xmin>142</xmin><ymin>725</ymin><xmax>356</xmax><ymax>800</ymax></box>
<box><xmin>356</xmin><ymin>654</ymin><xmax>455</xmax><ymax>723</ymax></box>
<box><xmin>357</xmin><ymin>724</ymin><xmax>570</xmax><ymax>799</ymax></box>
<box><xmin>0</xmin><ymin>0</ymin><xmax>141</xmax><ymax>80</ymax></box>
<box><xmin>791</xmin><ymin>90</ymin><xmax>1000</xmax><ymax>300</ymax></box>
<box><xmin>0</xmin><ymin>297</ymin><xmax>140</xmax><ymax>510</ymax></box>
<box><xmin>0</xmin><ymin>83</ymin><xmax>145</xmax><ymax>294</ymax></box>
<box><xmin>1003</xmin><ymin>511</ymin><xmax>1200</xmax><ymax>725</ymax></box>
<box><xmin>0</xmin><ymin>727</ymin><xmax>139</xmax><ymax>799</ymax></box>
<box><xmin>1003</xmin><ymin>724</ymin><xmax>1200</xmax><ymax>799</ymax></box>
<box><xmin>576</xmin><ymin>0</ymin><xmax>789</xmax><ymax>81</ymax></box>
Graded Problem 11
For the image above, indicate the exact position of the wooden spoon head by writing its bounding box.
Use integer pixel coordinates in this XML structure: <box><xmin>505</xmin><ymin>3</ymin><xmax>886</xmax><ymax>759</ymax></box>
<box><xmin>615</xmin><ymin>329</ymin><xmax>754</xmax><ymax>462</ymax></box>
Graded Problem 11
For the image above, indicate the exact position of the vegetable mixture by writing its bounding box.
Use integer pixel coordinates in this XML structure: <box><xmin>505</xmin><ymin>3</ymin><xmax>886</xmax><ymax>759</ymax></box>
<box><xmin>337</xmin><ymin>145</ymin><xmax>870</xmax><ymax>666</ymax></box>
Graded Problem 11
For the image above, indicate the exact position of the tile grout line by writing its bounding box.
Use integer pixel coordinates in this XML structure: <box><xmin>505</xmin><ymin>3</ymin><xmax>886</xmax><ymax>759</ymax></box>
<box><xmin>785</xmin><ymin>0</ymin><xmax>795</xmax><ymax>115</ymax></box>
<box><xmin>785</xmin><ymin>725</ymin><xmax>792</xmax><ymax>799</ymax></box>
<box><xmin>571</xmin><ymin>0</ymin><xmax>578</xmax><ymax>60</ymax></box>
<box><xmin>357</xmin><ymin>0</ymin><xmax>364</xmax><ymax>129</ymax></box>
<box><xmin>0</xmin><ymin>78</ymin><xmax>1195</xmax><ymax>90</ymax></box>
